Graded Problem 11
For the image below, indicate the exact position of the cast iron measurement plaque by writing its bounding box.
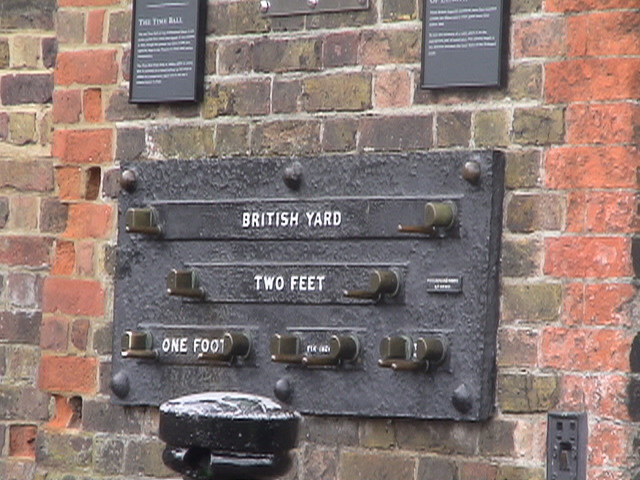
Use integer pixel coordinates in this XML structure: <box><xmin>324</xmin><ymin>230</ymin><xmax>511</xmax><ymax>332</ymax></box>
<box><xmin>421</xmin><ymin>0</ymin><xmax>506</xmax><ymax>88</ymax></box>
<box><xmin>114</xmin><ymin>151</ymin><xmax>504</xmax><ymax>420</ymax></box>
<box><xmin>130</xmin><ymin>0</ymin><xmax>206</xmax><ymax>103</ymax></box>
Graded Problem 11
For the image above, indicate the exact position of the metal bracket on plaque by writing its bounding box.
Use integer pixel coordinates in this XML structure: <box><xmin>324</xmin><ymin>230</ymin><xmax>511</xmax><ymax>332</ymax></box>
<box><xmin>259</xmin><ymin>0</ymin><xmax>368</xmax><ymax>16</ymax></box>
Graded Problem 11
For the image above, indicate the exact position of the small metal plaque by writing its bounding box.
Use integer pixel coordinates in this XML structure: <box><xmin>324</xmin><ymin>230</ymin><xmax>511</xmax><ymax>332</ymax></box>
<box><xmin>260</xmin><ymin>0</ymin><xmax>369</xmax><ymax>17</ymax></box>
<box><xmin>426</xmin><ymin>276</ymin><xmax>462</xmax><ymax>293</ymax></box>
<box><xmin>421</xmin><ymin>0</ymin><xmax>507</xmax><ymax>88</ymax></box>
<box><xmin>130</xmin><ymin>0</ymin><xmax>206</xmax><ymax>103</ymax></box>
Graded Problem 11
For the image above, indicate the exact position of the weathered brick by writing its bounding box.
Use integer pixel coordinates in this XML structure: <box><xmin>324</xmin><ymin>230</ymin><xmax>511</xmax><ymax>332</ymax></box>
<box><xmin>8</xmin><ymin>196</ymin><xmax>36</xmax><ymax>231</ymax></box>
<box><xmin>55</xmin><ymin>166</ymin><xmax>84</xmax><ymax>200</ymax></box>
<box><xmin>0</xmin><ymin>459</ymin><xmax>36</xmax><ymax>480</ymax></box>
<box><xmin>59</xmin><ymin>0</ymin><xmax>120</xmax><ymax>5</ymax></box>
<box><xmin>0</xmin><ymin>39</ymin><xmax>9</xmax><ymax>68</ymax></box>
<box><xmin>101</xmin><ymin>243</ymin><xmax>116</xmax><ymax>277</ymax></box>
<box><xmin>0</xmin><ymin>312</ymin><xmax>41</xmax><ymax>344</ymax></box>
<box><xmin>94</xmin><ymin>435</ymin><xmax>125</xmax><ymax>475</ymax></box>
<box><xmin>478</xmin><ymin>420</ymin><xmax>516</xmax><ymax>456</ymax></box>
<box><xmin>459</xmin><ymin>463</ymin><xmax>498</xmax><ymax>480</ymax></box>
<box><xmin>511</xmin><ymin>0</ymin><xmax>541</xmax><ymax>13</ymax></box>
<box><xmin>545</xmin><ymin>236</ymin><xmax>631</xmax><ymax>278</ymax></box>
<box><xmin>561</xmin><ymin>374</ymin><xmax>629</xmax><ymax>420</ymax></box>
<box><xmin>374</xmin><ymin>69</ymin><xmax>411</xmax><ymax>108</ymax></box>
<box><xmin>582</xmin><ymin>283</ymin><xmax>635</xmax><ymax>327</ymax></box>
<box><xmin>302</xmin><ymin>416</ymin><xmax>358</xmax><ymax>446</ymax></box>
<box><xmin>92</xmin><ymin>322</ymin><xmax>112</xmax><ymax>355</ymax></box>
<box><xmin>148</xmin><ymin>125</ymin><xmax>216</xmax><ymax>159</ymax></box>
<box><xmin>56</xmin><ymin>10</ymin><xmax>85</xmax><ymax>44</ymax></box>
<box><xmin>567</xmin><ymin>103</ymin><xmax>639</xmax><ymax>145</ymax></box>
<box><xmin>0</xmin><ymin>74</ymin><xmax>53</xmax><ymax>105</ymax></box>
<box><xmin>501</xmin><ymin>237</ymin><xmax>542</xmax><ymax>277</ymax></box>
<box><xmin>9</xmin><ymin>425</ymin><xmax>37</xmax><ymax>458</ymax></box>
<box><xmin>43</xmin><ymin>277</ymin><xmax>105</xmax><ymax>317</ymax></box>
<box><xmin>53</xmin><ymin>129</ymin><xmax>113</xmax><ymax>164</ymax></box>
<box><xmin>253</xmin><ymin>38</ymin><xmax>322</xmax><ymax>73</ymax></box>
<box><xmin>122</xmin><ymin>48</ymin><xmax>131</xmax><ymax>81</ymax></box>
<box><xmin>396</xmin><ymin>420</ymin><xmax>479</xmax><ymax>454</ymax></box>
<box><xmin>498</xmin><ymin>373</ymin><xmax>560</xmax><ymax>413</ymax></box>
<box><xmin>508</xmin><ymin>63</ymin><xmax>543</xmax><ymax>101</ymax></box>
<box><xmin>70</xmin><ymin>319</ymin><xmax>90</xmax><ymax>351</ymax></box>
<box><xmin>498</xmin><ymin>327</ymin><xmax>539</xmax><ymax>367</ymax></box>
<box><xmin>273</xmin><ymin>78</ymin><xmax>302</xmax><ymax>113</ymax></box>
<box><xmin>505</xmin><ymin>150</ymin><xmax>541</xmax><ymax>189</ymax></box>
<box><xmin>322</xmin><ymin>118</ymin><xmax>358</xmax><ymax>152</ymax></box>
<box><xmin>541</xmin><ymin>327</ymin><xmax>630</xmax><ymax>371</ymax></box>
<box><xmin>52</xmin><ymin>240</ymin><xmax>75</xmax><ymax>275</ymax></box>
<box><xmin>497</xmin><ymin>465</ymin><xmax>545</xmax><ymax>480</ymax></box>
<box><xmin>436</xmin><ymin>111</ymin><xmax>471</xmax><ymax>147</ymax></box>
<box><xmin>36</xmin><ymin>430</ymin><xmax>93</xmax><ymax>469</ymax></box>
<box><xmin>83</xmin><ymin>88</ymin><xmax>102</xmax><ymax>122</ymax></box>
<box><xmin>252</xmin><ymin>120</ymin><xmax>321</xmax><ymax>156</ymax></box>
<box><xmin>568</xmin><ymin>191</ymin><xmax>637</xmax><ymax>234</ymax></box>
<box><xmin>417</xmin><ymin>456</ymin><xmax>457</xmax><ymax>480</ymax></box>
<box><xmin>361</xmin><ymin>29</ymin><xmax>421</xmax><ymax>65</ymax></box>
<box><xmin>39</xmin><ymin>356</ymin><xmax>98</xmax><ymax>394</ymax></box>
<box><xmin>506</xmin><ymin>193</ymin><xmax>564</xmax><ymax>232</ymax></box>
<box><xmin>513</xmin><ymin>17</ymin><xmax>566</xmax><ymax>58</ymax></box>
<box><xmin>569</xmin><ymin>11</ymin><xmax>640</xmax><ymax>57</ymax></box>
<box><xmin>205</xmin><ymin>40</ymin><xmax>217</xmax><ymax>75</ymax></box>
<box><xmin>83</xmin><ymin>399</ymin><xmax>144</xmax><ymax>434</ymax></box>
<box><xmin>12</xmin><ymin>36</ymin><xmax>40</xmax><ymax>68</ymax></box>
<box><xmin>323</xmin><ymin>32</ymin><xmax>359</xmax><ymax>68</ymax></box>
<box><xmin>9</xmin><ymin>112</ymin><xmax>37</xmax><ymax>145</ymax></box>
<box><xmin>512</xmin><ymin>107</ymin><xmax>565</xmax><ymax>145</ymax></box>
<box><xmin>306</xmin><ymin>8</ymin><xmax>376</xmax><ymax>30</ymax></box>
<box><xmin>218</xmin><ymin>41</ymin><xmax>252</xmax><ymax>75</ymax></box>
<box><xmin>303</xmin><ymin>73</ymin><xmax>372</xmax><ymax>112</ymax></box>
<box><xmin>7</xmin><ymin>348</ymin><xmax>38</xmax><ymax>382</ymax></box>
<box><xmin>339</xmin><ymin>452</ymin><xmax>415</xmax><ymax>480</ymax></box>
<box><xmin>0</xmin><ymin>385</ymin><xmax>49</xmax><ymax>421</ymax></box>
<box><xmin>546</xmin><ymin>58</ymin><xmax>640</xmax><ymax>103</ymax></box>
<box><xmin>53</xmin><ymin>89</ymin><xmax>82</xmax><ymax>124</ymax></box>
<box><xmin>360</xmin><ymin>419</ymin><xmax>395</xmax><ymax>449</ymax></box>
<box><xmin>204</xmin><ymin>79</ymin><xmax>271</xmax><ymax>118</ymax></box>
<box><xmin>0</xmin><ymin>0</ymin><xmax>56</xmax><ymax>30</ymax></box>
<box><xmin>383</xmin><ymin>0</ymin><xmax>418</xmax><ymax>22</ymax></box>
<box><xmin>116</xmin><ymin>127</ymin><xmax>146</xmax><ymax>162</ymax></box>
<box><xmin>0</xmin><ymin>236</ymin><xmax>52</xmax><ymax>267</ymax></box>
<box><xmin>56</xmin><ymin>50</ymin><xmax>118</xmax><ymax>86</ymax></box>
<box><xmin>124</xmin><ymin>438</ymin><xmax>175</xmax><ymax>477</ymax></box>
<box><xmin>546</xmin><ymin>146</ymin><xmax>637</xmax><ymax>189</ymax></box>
<box><xmin>303</xmin><ymin>445</ymin><xmax>337</xmax><ymax>479</ymax></box>
<box><xmin>8</xmin><ymin>273</ymin><xmax>43</xmax><ymax>308</ymax></box>
<box><xmin>42</xmin><ymin>37</ymin><xmax>57</xmax><ymax>69</ymax></box>
<box><xmin>108</xmin><ymin>10</ymin><xmax>131</xmax><ymax>43</ymax></box>
<box><xmin>360</xmin><ymin>115</ymin><xmax>433</xmax><ymax>151</ymax></box>
<box><xmin>474</xmin><ymin>110</ymin><xmax>509</xmax><ymax>147</ymax></box>
<box><xmin>502</xmin><ymin>282</ymin><xmax>562</xmax><ymax>322</ymax></box>
<box><xmin>215</xmin><ymin>124</ymin><xmax>250</xmax><ymax>157</ymax></box>
<box><xmin>40</xmin><ymin>316</ymin><xmax>69</xmax><ymax>351</ymax></box>
<box><xmin>39</xmin><ymin>110</ymin><xmax>54</xmax><ymax>145</ymax></box>
<box><xmin>207</xmin><ymin>0</ymin><xmax>269</xmax><ymax>35</ymax></box>
<box><xmin>39</xmin><ymin>198</ymin><xmax>68</xmax><ymax>234</ymax></box>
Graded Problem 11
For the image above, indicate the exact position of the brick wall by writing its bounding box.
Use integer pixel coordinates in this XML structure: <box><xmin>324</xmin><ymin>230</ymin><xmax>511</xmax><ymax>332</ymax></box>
<box><xmin>0</xmin><ymin>0</ymin><xmax>638</xmax><ymax>479</ymax></box>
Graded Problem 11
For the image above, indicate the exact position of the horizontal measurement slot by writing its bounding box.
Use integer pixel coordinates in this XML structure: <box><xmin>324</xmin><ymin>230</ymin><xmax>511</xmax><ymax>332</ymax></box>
<box><xmin>173</xmin><ymin>263</ymin><xmax>408</xmax><ymax>304</ymax></box>
<box><xmin>134</xmin><ymin>197</ymin><xmax>462</xmax><ymax>240</ymax></box>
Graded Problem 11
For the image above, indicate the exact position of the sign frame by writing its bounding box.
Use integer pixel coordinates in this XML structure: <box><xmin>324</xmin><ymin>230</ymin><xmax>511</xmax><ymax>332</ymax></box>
<box><xmin>129</xmin><ymin>0</ymin><xmax>207</xmax><ymax>103</ymax></box>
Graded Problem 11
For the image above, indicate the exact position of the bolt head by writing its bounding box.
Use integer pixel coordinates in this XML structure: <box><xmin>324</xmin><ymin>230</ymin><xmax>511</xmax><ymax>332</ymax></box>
<box><xmin>283</xmin><ymin>161</ymin><xmax>303</xmax><ymax>190</ymax></box>
<box><xmin>120</xmin><ymin>169</ymin><xmax>137</xmax><ymax>193</ymax></box>
<box><xmin>462</xmin><ymin>161</ymin><xmax>481</xmax><ymax>184</ymax></box>
<box><xmin>259</xmin><ymin>0</ymin><xmax>270</xmax><ymax>13</ymax></box>
<box><xmin>307</xmin><ymin>0</ymin><xmax>318</xmax><ymax>8</ymax></box>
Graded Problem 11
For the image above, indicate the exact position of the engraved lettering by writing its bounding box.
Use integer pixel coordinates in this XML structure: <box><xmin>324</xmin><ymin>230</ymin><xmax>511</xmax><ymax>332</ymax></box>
<box><xmin>161</xmin><ymin>337</ymin><xmax>189</xmax><ymax>354</ymax></box>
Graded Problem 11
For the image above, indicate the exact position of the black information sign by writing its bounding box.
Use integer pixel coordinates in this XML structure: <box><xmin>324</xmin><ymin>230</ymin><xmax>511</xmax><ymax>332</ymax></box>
<box><xmin>130</xmin><ymin>0</ymin><xmax>206</xmax><ymax>103</ymax></box>
<box><xmin>421</xmin><ymin>0</ymin><xmax>506</xmax><ymax>88</ymax></box>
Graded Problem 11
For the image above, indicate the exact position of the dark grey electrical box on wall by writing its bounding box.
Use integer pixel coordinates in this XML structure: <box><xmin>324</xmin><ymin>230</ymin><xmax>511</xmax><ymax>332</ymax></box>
<box><xmin>112</xmin><ymin>151</ymin><xmax>504</xmax><ymax>420</ymax></box>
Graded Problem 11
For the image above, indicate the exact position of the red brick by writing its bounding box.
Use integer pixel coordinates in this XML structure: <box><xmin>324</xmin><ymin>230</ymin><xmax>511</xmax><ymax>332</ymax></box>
<box><xmin>589</xmin><ymin>421</ymin><xmax>632</xmax><ymax>466</ymax></box>
<box><xmin>9</xmin><ymin>425</ymin><xmax>37</xmax><ymax>458</ymax></box>
<box><xmin>546</xmin><ymin>146</ymin><xmax>638</xmax><ymax>189</ymax></box>
<box><xmin>55</xmin><ymin>166</ymin><xmax>84</xmax><ymax>199</ymax></box>
<box><xmin>584</xmin><ymin>284</ymin><xmax>635</xmax><ymax>327</ymax></box>
<box><xmin>374</xmin><ymin>69</ymin><xmax>411</xmax><ymax>108</ymax></box>
<box><xmin>547</xmin><ymin>0</ymin><xmax>638</xmax><ymax>13</ymax></box>
<box><xmin>513</xmin><ymin>17</ymin><xmax>566</xmax><ymax>58</ymax></box>
<box><xmin>588</xmin><ymin>469</ymin><xmax>627</xmax><ymax>480</ymax></box>
<box><xmin>459</xmin><ymin>462</ymin><xmax>498</xmax><ymax>480</ymax></box>
<box><xmin>43</xmin><ymin>277</ymin><xmax>105</xmax><ymax>317</ymax></box>
<box><xmin>40</xmin><ymin>316</ymin><xmax>70</xmax><ymax>351</ymax></box>
<box><xmin>545</xmin><ymin>236</ymin><xmax>631</xmax><ymax>278</ymax></box>
<box><xmin>566</xmin><ymin>191</ymin><xmax>637</xmax><ymax>234</ymax></box>
<box><xmin>55</xmin><ymin>50</ymin><xmax>118</xmax><ymax>86</ymax></box>
<box><xmin>52</xmin><ymin>240</ymin><xmax>75</xmax><ymax>275</ymax></box>
<box><xmin>52</xmin><ymin>90</ymin><xmax>82</xmax><ymax>124</ymax></box>
<box><xmin>64</xmin><ymin>204</ymin><xmax>113</xmax><ymax>239</ymax></box>
<box><xmin>560</xmin><ymin>374</ymin><xmax>629</xmax><ymax>420</ymax></box>
<box><xmin>568</xmin><ymin>12</ymin><xmax>640</xmax><ymax>57</ymax></box>
<box><xmin>0</xmin><ymin>236</ymin><xmax>52</xmax><ymax>267</ymax></box>
<box><xmin>48</xmin><ymin>395</ymin><xmax>82</xmax><ymax>429</ymax></box>
<box><xmin>75</xmin><ymin>241</ymin><xmax>95</xmax><ymax>275</ymax></box>
<box><xmin>0</xmin><ymin>160</ymin><xmax>54</xmax><ymax>192</ymax></box>
<box><xmin>39</xmin><ymin>355</ymin><xmax>98</xmax><ymax>394</ymax></box>
<box><xmin>83</xmin><ymin>88</ymin><xmax>102</xmax><ymax>122</ymax></box>
<box><xmin>546</xmin><ymin>58</ymin><xmax>640</xmax><ymax>103</ymax></box>
<box><xmin>563</xmin><ymin>282</ymin><xmax>584</xmax><ymax>325</ymax></box>
<box><xmin>567</xmin><ymin>103</ymin><xmax>640</xmax><ymax>145</ymax></box>
<box><xmin>87</xmin><ymin>10</ymin><xmax>105</xmax><ymax>44</ymax></box>
<box><xmin>53</xmin><ymin>129</ymin><xmax>113</xmax><ymax>164</ymax></box>
<box><xmin>541</xmin><ymin>327</ymin><xmax>630</xmax><ymax>371</ymax></box>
